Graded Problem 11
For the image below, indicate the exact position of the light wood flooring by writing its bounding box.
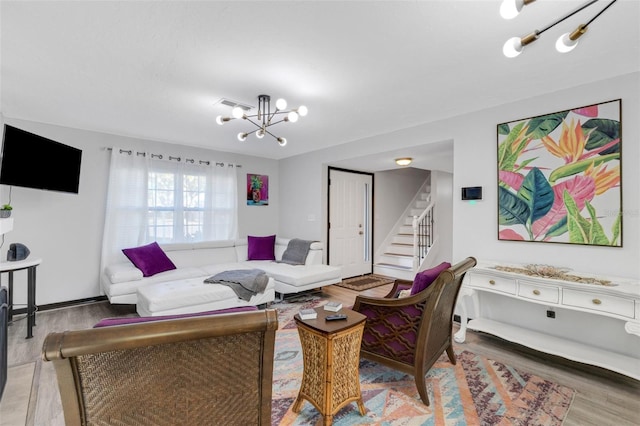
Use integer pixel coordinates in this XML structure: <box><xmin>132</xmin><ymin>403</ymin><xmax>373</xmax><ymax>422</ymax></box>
<box><xmin>2</xmin><ymin>284</ymin><xmax>639</xmax><ymax>425</ymax></box>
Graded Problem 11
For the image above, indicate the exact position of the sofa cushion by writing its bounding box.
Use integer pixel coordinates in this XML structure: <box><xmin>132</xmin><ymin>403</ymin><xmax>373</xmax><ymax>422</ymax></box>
<box><xmin>410</xmin><ymin>261</ymin><xmax>451</xmax><ymax>295</ymax></box>
<box><xmin>105</xmin><ymin>267</ymin><xmax>206</xmax><ymax>298</ymax></box>
<box><xmin>247</xmin><ymin>235</ymin><xmax>276</xmax><ymax>260</ymax></box>
<box><xmin>200</xmin><ymin>263</ymin><xmax>254</xmax><ymax>276</ymax></box>
<box><xmin>137</xmin><ymin>276</ymin><xmax>275</xmax><ymax>314</ymax></box>
<box><xmin>248</xmin><ymin>262</ymin><xmax>341</xmax><ymax>287</ymax></box>
<box><xmin>105</xmin><ymin>263</ymin><xmax>144</xmax><ymax>284</ymax></box>
<box><xmin>168</xmin><ymin>246</ymin><xmax>238</xmax><ymax>268</ymax></box>
<box><xmin>122</xmin><ymin>242</ymin><xmax>176</xmax><ymax>277</ymax></box>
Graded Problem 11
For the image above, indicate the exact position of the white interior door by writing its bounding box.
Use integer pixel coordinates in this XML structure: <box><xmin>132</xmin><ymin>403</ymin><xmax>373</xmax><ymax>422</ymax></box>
<box><xmin>328</xmin><ymin>168</ymin><xmax>373</xmax><ymax>278</ymax></box>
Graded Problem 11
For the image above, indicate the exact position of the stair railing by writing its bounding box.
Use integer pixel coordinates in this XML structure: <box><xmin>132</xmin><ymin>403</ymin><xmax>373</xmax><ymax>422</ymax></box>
<box><xmin>412</xmin><ymin>200</ymin><xmax>434</xmax><ymax>270</ymax></box>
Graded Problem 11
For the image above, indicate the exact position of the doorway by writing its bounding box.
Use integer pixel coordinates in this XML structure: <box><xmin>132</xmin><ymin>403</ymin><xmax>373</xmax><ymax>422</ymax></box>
<box><xmin>327</xmin><ymin>167</ymin><xmax>374</xmax><ymax>278</ymax></box>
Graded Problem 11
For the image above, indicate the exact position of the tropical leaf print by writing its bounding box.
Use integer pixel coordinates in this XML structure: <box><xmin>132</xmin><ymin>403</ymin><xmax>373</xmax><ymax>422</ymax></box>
<box><xmin>564</xmin><ymin>192</ymin><xmax>611</xmax><ymax>245</ymax></box>
<box><xmin>548</xmin><ymin>153</ymin><xmax>619</xmax><ymax>183</ymax></box>
<box><xmin>517</xmin><ymin>168</ymin><xmax>554</xmax><ymax>225</ymax></box>
<box><xmin>573</xmin><ymin>105</ymin><xmax>599</xmax><ymax>117</ymax></box>
<box><xmin>499</xmin><ymin>170</ymin><xmax>525</xmax><ymax>191</ymax></box>
<box><xmin>498</xmin><ymin>122</ymin><xmax>531</xmax><ymax>172</ymax></box>
<box><xmin>532</xmin><ymin>175</ymin><xmax>596</xmax><ymax>240</ymax></box>
<box><xmin>526</xmin><ymin>111</ymin><xmax>568</xmax><ymax>140</ymax></box>
<box><xmin>497</xmin><ymin>100</ymin><xmax>621</xmax><ymax>246</ymax></box>
<box><xmin>583</xmin><ymin>118</ymin><xmax>620</xmax><ymax>154</ymax></box>
<box><xmin>498</xmin><ymin>186</ymin><xmax>529</xmax><ymax>226</ymax></box>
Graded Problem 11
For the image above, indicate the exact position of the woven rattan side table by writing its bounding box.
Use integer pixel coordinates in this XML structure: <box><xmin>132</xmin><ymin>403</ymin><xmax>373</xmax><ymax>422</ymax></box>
<box><xmin>292</xmin><ymin>307</ymin><xmax>366</xmax><ymax>425</ymax></box>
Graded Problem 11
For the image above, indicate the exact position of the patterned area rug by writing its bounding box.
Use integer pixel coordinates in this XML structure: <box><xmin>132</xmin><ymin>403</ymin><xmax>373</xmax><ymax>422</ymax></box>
<box><xmin>270</xmin><ymin>297</ymin><xmax>575</xmax><ymax>425</ymax></box>
<box><xmin>334</xmin><ymin>274</ymin><xmax>395</xmax><ymax>291</ymax></box>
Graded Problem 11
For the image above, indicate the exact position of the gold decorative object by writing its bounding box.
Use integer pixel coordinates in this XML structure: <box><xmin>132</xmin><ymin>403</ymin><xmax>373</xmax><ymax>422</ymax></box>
<box><xmin>493</xmin><ymin>264</ymin><xmax>614</xmax><ymax>286</ymax></box>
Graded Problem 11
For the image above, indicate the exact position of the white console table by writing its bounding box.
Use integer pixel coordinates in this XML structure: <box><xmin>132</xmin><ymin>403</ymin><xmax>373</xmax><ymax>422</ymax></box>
<box><xmin>455</xmin><ymin>260</ymin><xmax>640</xmax><ymax>380</ymax></box>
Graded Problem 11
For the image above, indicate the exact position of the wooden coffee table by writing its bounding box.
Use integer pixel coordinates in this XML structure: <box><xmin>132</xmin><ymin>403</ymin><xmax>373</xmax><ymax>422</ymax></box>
<box><xmin>292</xmin><ymin>306</ymin><xmax>367</xmax><ymax>425</ymax></box>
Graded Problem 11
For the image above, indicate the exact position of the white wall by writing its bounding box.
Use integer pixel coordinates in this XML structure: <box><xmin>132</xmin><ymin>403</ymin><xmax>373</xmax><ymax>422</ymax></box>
<box><xmin>2</xmin><ymin>72</ymin><xmax>637</xmax><ymax>307</ymax></box>
<box><xmin>432</xmin><ymin>170</ymin><xmax>453</xmax><ymax>266</ymax></box>
<box><xmin>453</xmin><ymin>72</ymin><xmax>639</xmax><ymax>278</ymax></box>
<box><xmin>373</xmin><ymin>167</ymin><xmax>430</xmax><ymax>250</ymax></box>
<box><xmin>279</xmin><ymin>72</ymin><xmax>640</xmax><ymax>279</ymax></box>
<box><xmin>0</xmin><ymin>119</ymin><xmax>279</xmax><ymax>305</ymax></box>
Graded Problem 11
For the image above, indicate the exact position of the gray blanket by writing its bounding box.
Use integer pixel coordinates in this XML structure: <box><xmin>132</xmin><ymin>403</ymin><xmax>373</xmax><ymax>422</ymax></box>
<box><xmin>204</xmin><ymin>269</ymin><xmax>269</xmax><ymax>301</ymax></box>
<box><xmin>278</xmin><ymin>238</ymin><xmax>314</xmax><ymax>265</ymax></box>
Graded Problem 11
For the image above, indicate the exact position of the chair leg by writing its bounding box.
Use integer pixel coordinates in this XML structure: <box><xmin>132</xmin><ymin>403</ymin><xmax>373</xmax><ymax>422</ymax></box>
<box><xmin>415</xmin><ymin>373</ymin><xmax>431</xmax><ymax>406</ymax></box>
<box><xmin>446</xmin><ymin>344</ymin><xmax>456</xmax><ymax>364</ymax></box>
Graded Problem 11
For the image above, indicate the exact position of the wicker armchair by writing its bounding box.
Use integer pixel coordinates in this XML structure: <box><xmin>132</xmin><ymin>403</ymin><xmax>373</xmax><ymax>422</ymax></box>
<box><xmin>42</xmin><ymin>309</ymin><xmax>278</xmax><ymax>426</ymax></box>
<box><xmin>352</xmin><ymin>257</ymin><xmax>476</xmax><ymax>406</ymax></box>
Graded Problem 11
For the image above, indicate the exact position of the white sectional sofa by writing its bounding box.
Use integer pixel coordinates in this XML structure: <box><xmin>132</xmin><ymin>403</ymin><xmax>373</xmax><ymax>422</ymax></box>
<box><xmin>101</xmin><ymin>237</ymin><xmax>342</xmax><ymax>316</ymax></box>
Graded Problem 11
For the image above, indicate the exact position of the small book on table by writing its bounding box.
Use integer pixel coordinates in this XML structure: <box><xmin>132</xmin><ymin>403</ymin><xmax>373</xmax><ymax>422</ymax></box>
<box><xmin>298</xmin><ymin>308</ymin><xmax>317</xmax><ymax>320</ymax></box>
<box><xmin>323</xmin><ymin>301</ymin><xmax>342</xmax><ymax>312</ymax></box>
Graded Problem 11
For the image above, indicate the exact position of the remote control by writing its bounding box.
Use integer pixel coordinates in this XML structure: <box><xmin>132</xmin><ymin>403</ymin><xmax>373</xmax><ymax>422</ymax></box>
<box><xmin>325</xmin><ymin>314</ymin><xmax>348</xmax><ymax>321</ymax></box>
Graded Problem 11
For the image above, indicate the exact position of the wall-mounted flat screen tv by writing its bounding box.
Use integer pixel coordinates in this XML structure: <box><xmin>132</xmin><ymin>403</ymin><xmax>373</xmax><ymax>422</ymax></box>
<box><xmin>0</xmin><ymin>125</ymin><xmax>82</xmax><ymax>194</ymax></box>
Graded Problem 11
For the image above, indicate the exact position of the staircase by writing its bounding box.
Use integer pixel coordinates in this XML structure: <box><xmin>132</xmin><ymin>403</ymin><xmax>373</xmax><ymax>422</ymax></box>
<box><xmin>374</xmin><ymin>182</ymin><xmax>434</xmax><ymax>281</ymax></box>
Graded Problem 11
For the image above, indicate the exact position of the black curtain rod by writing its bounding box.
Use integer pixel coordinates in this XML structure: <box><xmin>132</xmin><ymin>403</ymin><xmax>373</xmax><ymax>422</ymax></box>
<box><xmin>105</xmin><ymin>147</ymin><xmax>242</xmax><ymax>168</ymax></box>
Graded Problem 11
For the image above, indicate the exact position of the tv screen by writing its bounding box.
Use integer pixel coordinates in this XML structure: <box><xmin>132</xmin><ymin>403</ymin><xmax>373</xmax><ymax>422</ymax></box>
<box><xmin>0</xmin><ymin>125</ymin><xmax>82</xmax><ymax>194</ymax></box>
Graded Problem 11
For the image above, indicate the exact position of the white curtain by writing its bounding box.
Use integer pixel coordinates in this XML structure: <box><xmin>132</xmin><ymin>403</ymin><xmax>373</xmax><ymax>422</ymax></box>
<box><xmin>100</xmin><ymin>148</ymin><xmax>238</xmax><ymax>271</ymax></box>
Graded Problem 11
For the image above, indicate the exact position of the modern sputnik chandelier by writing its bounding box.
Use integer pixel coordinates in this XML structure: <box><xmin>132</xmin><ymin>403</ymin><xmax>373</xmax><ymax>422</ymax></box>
<box><xmin>501</xmin><ymin>0</ymin><xmax>618</xmax><ymax>58</ymax></box>
<box><xmin>216</xmin><ymin>95</ymin><xmax>308</xmax><ymax>146</ymax></box>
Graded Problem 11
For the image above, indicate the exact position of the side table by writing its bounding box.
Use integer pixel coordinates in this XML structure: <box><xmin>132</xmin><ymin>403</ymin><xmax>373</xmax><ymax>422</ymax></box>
<box><xmin>0</xmin><ymin>257</ymin><xmax>42</xmax><ymax>339</ymax></box>
<box><xmin>293</xmin><ymin>307</ymin><xmax>366</xmax><ymax>425</ymax></box>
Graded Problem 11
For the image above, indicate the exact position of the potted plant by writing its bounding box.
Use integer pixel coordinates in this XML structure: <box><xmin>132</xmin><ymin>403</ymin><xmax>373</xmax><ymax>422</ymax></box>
<box><xmin>250</xmin><ymin>175</ymin><xmax>263</xmax><ymax>203</ymax></box>
<box><xmin>0</xmin><ymin>204</ymin><xmax>12</xmax><ymax>218</ymax></box>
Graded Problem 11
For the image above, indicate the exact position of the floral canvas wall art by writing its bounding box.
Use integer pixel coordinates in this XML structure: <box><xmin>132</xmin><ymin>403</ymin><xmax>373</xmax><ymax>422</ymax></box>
<box><xmin>247</xmin><ymin>174</ymin><xmax>269</xmax><ymax>206</ymax></box>
<box><xmin>497</xmin><ymin>99</ymin><xmax>622</xmax><ymax>247</ymax></box>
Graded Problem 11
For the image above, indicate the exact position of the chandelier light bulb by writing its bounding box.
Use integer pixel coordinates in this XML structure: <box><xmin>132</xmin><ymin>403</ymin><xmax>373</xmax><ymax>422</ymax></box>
<box><xmin>232</xmin><ymin>106</ymin><xmax>244</xmax><ymax>119</ymax></box>
<box><xmin>275</xmin><ymin>98</ymin><xmax>287</xmax><ymax>110</ymax></box>
<box><xmin>215</xmin><ymin>115</ymin><xmax>225</xmax><ymax>125</ymax></box>
<box><xmin>287</xmin><ymin>111</ymin><xmax>299</xmax><ymax>123</ymax></box>
<box><xmin>297</xmin><ymin>105</ymin><xmax>308</xmax><ymax>116</ymax></box>
<box><xmin>237</xmin><ymin>132</ymin><xmax>247</xmax><ymax>142</ymax></box>
<box><xmin>500</xmin><ymin>0</ymin><xmax>520</xmax><ymax>19</ymax></box>
<box><xmin>556</xmin><ymin>33</ymin><xmax>579</xmax><ymax>53</ymax></box>
<box><xmin>277</xmin><ymin>137</ymin><xmax>287</xmax><ymax>147</ymax></box>
<box><xmin>503</xmin><ymin>37</ymin><xmax>524</xmax><ymax>58</ymax></box>
<box><xmin>256</xmin><ymin>129</ymin><xmax>265</xmax><ymax>139</ymax></box>
<box><xmin>500</xmin><ymin>0</ymin><xmax>535</xmax><ymax>20</ymax></box>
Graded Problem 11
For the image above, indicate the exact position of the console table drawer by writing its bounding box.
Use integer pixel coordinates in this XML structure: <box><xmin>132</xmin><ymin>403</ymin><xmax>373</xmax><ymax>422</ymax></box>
<box><xmin>468</xmin><ymin>274</ymin><xmax>516</xmax><ymax>295</ymax></box>
<box><xmin>518</xmin><ymin>281</ymin><xmax>559</xmax><ymax>304</ymax></box>
<box><xmin>563</xmin><ymin>289</ymin><xmax>635</xmax><ymax>319</ymax></box>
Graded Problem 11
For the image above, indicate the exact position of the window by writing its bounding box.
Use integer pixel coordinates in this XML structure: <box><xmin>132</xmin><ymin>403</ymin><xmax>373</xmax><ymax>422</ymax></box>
<box><xmin>101</xmin><ymin>149</ymin><xmax>238</xmax><ymax>269</ymax></box>
<box><xmin>147</xmin><ymin>170</ymin><xmax>236</xmax><ymax>243</ymax></box>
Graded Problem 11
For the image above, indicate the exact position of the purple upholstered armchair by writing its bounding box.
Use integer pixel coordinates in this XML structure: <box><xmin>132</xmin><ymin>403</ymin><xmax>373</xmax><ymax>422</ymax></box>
<box><xmin>352</xmin><ymin>257</ymin><xmax>477</xmax><ymax>406</ymax></box>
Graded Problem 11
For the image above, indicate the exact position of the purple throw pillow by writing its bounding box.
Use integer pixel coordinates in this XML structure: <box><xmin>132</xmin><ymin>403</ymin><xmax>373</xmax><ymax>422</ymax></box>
<box><xmin>247</xmin><ymin>235</ymin><xmax>276</xmax><ymax>260</ymax></box>
<box><xmin>410</xmin><ymin>261</ymin><xmax>451</xmax><ymax>295</ymax></box>
<box><xmin>122</xmin><ymin>242</ymin><xmax>176</xmax><ymax>277</ymax></box>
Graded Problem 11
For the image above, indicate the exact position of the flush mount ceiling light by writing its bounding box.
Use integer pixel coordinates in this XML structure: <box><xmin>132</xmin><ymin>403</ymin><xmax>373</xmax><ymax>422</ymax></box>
<box><xmin>216</xmin><ymin>94</ymin><xmax>307</xmax><ymax>147</ymax></box>
<box><xmin>501</xmin><ymin>0</ymin><xmax>617</xmax><ymax>58</ymax></box>
<box><xmin>395</xmin><ymin>158</ymin><xmax>413</xmax><ymax>166</ymax></box>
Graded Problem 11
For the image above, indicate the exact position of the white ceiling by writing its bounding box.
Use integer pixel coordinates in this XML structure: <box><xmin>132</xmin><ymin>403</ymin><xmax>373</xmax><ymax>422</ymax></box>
<box><xmin>1</xmin><ymin>0</ymin><xmax>638</xmax><ymax>172</ymax></box>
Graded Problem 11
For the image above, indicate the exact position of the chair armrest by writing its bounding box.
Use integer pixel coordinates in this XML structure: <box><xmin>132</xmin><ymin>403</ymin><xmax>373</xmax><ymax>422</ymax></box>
<box><xmin>383</xmin><ymin>279</ymin><xmax>413</xmax><ymax>298</ymax></box>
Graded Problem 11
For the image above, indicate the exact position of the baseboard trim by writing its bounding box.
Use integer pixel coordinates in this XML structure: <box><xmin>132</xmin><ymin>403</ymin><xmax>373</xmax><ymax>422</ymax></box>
<box><xmin>11</xmin><ymin>295</ymin><xmax>109</xmax><ymax>315</ymax></box>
